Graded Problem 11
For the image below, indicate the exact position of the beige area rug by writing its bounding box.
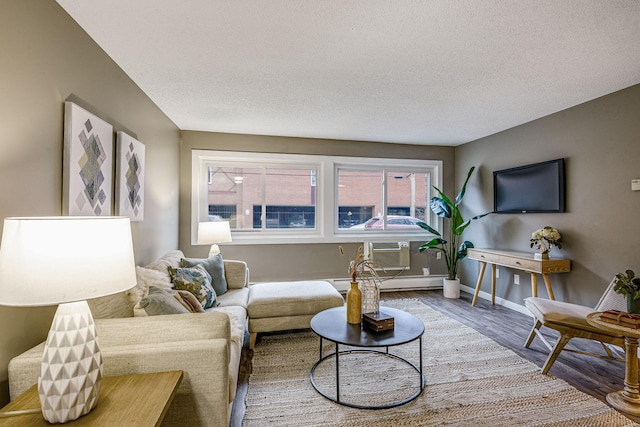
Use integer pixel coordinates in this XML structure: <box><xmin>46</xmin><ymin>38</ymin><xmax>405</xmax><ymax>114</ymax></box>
<box><xmin>243</xmin><ymin>299</ymin><xmax>639</xmax><ymax>427</ymax></box>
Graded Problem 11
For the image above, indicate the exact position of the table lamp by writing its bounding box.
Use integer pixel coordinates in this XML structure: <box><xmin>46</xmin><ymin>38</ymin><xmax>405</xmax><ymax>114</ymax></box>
<box><xmin>0</xmin><ymin>216</ymin><xmax>136</xmax><ymax>423</ymax></box>
<box><xmin>197</xmin><ymin>221</ymin><xmax>232</xmax><ymax>257</ymax></box>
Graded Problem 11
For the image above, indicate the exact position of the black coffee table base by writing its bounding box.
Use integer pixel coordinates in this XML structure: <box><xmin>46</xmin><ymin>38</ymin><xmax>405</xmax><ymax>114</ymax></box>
<box><xmin>309</xmin><ymin>338</ymin><xmax>425</xmax><ymax>409</ymax></box>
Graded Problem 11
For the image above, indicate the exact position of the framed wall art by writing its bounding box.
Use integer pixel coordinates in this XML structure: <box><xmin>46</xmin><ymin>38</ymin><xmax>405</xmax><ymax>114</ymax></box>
<box><xmin>115</xmin><ymin>131</ymin><xmax>145</xmax><ymax>221</ymax></box>
<box><xmin>63</xmin><ymin>102</ymin><xmax>114</xmax><ymax>216</ymax></box>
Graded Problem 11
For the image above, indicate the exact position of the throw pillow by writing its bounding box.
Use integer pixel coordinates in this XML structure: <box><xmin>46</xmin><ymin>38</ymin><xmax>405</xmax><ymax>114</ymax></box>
<box><xmin>137</xmin><ymin>285</ymin><xmax>190</xmax><ymax>316</ymax></box>
<box><xmin>175</xmin><ymin>289</ymin><xmax>205</xmax><ymax>313</ymax></box>
<box><xmin>128</xmin><ymin>266</ymin><xmax>174</xmax><ymax>307</ymax></box>
<box><xmin>181</xmin><ymin>255</ymin><xmax>228</xmax><ymax>296</ymax></box>
<box><xmin>168</xmin><ymin>264</ymin><xmax>219</xmax><ymax>309</ymax></box>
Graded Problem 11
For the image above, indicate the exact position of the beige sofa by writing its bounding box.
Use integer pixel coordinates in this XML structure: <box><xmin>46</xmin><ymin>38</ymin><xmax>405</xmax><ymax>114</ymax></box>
<box><xmin>8</xmin><ymin>250</ymin><xmax>249</xmax><ymax>427</ymax></box>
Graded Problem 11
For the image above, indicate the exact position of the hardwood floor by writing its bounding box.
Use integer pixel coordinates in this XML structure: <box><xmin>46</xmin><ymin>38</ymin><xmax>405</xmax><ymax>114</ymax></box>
<box><xmin>230</xmin><ymin>290</ymin><xmax>639</xmax><ymax>426</ymax></box>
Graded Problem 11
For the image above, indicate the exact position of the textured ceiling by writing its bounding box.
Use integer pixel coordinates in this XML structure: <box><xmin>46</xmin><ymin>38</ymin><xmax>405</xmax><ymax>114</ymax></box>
<box><xmin>56</xmin><ymin>0</ymin><xmax>640</xmax><ymax>146</ymax></box>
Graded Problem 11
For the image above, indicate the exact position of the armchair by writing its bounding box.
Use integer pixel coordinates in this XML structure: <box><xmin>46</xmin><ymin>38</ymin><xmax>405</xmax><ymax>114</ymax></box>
<box><xmin>524</xmin><ymin>277</ymin><xmax>627</xmax><ymax>374</ymax></box>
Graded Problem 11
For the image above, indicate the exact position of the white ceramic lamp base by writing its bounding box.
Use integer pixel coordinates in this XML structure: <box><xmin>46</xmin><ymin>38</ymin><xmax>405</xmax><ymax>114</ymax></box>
<box><xmin>38</xmin><ymin>300</ymin><xmax>103</xmax><ymax>423</ymax></box>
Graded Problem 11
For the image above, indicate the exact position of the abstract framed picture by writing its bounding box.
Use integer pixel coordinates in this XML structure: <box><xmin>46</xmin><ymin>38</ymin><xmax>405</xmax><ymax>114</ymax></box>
<box><xmin>115</xmin><ymin>131</ymin><xmax>145</xmax><ymax>221</ymax></box>
<box><xmin>62</xmin><ymin>102</ymin><xmax>114</xmax><ymax>216</ymax></box>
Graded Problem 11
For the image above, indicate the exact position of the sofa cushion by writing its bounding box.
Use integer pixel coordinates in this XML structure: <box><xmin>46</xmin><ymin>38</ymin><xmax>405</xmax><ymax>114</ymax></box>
<box><xmin>137</xmin><ymin>286</ymin><xmax>190</xmax><ymax>316</ymax></box>
<box><xmin>181</xmin><ymin>255</ymin><xmax>228</xmax><ymax>296</ymax></box>
<box><xmin>169</xmin><ymin>265</ymin><xmax>219</xmax><ymax>309</ymax></box>
<box><xmin>248</xmin><ymin>280</ymin><xmax>344</xmax><ymax>319</ymax></box>
<box><xmin>217</xmin><ymin>287</ymin><xmax>250</xmax><ymax>309</ymax></box>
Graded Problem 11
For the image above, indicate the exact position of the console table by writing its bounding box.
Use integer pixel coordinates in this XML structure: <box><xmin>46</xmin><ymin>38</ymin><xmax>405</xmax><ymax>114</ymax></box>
<box><xmin>467</xmin><ymin>248</ymin><xmax>570</xmax><ymax>307</ymax></box>
<box><xmin>0</xmin><ymin>371</ymin><xmax>183</xmax><ymax>426</ymax></box>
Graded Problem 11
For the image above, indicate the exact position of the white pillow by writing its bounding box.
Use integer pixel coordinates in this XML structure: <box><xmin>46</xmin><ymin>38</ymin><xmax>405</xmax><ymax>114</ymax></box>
<box><xmin>127</xmin><ymin>266</ymin><xmax>174</xmax><ymax>307</ymax></box>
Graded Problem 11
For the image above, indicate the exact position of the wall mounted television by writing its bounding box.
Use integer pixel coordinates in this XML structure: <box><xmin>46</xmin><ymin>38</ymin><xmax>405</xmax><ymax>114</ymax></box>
<box><xmin>493</xmin><ymin>158</ymin><xmax>565</xmax><ymax>213</ymax></box>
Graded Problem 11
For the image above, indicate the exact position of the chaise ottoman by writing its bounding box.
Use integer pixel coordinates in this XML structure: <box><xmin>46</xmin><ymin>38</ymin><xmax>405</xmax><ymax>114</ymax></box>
<box><xmin>247</xmin><ymin>280</ymin><xmax>344</xmax><ymax>348</ymax></box>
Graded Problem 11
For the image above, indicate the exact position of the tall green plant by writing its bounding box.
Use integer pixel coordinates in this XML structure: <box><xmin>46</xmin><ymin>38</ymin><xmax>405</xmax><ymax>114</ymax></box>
<box><xmin>418</xmin><ymin>167</ymin><xmax>490</xmax><ymax>280</ymax></box>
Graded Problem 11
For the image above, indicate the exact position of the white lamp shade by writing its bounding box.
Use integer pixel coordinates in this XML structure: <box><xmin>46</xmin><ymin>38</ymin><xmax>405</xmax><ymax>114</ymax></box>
<box><xmin>0</xmin><ymin>216</ymin><xmax>137</xmax><ymax>307</ymax></box>
<box><xmin>197</xmin><ymin>221</ymin><xmax>232</xmax><ymax>245</ymax></box>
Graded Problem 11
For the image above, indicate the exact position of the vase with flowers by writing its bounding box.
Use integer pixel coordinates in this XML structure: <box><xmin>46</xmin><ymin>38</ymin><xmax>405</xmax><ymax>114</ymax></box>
<box><xmin>340</xmin><ymin>245</ymin><xmax>382</xmax><ymax>323</ymax></box>
<box><xmin>530</xmin><ymin>226</ymin><xmax>562</xmax><ymax>260</ymax></box>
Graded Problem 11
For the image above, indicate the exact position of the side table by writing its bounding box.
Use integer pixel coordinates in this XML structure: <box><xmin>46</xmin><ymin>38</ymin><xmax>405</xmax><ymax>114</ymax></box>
<box><xmin>586</xmin><ymin>312</ymin><xmax>640</xmax><ymax>416</ymax></box>
<box><xmin>467</xmin><ymin>248</ymin><xmax>570</xmax><ymax>306</ymax></box>
<box><xmin>0</xmin><ymin>370</ymin><xmax>183</xmax><ymax>426</ymax></box>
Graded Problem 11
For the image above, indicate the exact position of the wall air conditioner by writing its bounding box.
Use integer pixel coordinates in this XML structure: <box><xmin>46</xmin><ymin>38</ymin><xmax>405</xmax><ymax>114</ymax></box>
<box><xmin>364</xmin><ymin>241</ymin><xmax>410</xmax><ymax>271</ymax></box>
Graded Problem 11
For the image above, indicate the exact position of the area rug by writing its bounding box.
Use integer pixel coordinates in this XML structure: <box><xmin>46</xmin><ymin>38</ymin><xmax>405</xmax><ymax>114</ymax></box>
<box><xmin>243</xmin><ymin>299</ymin><xmax>639</xmax><ymax>426</ymax></box>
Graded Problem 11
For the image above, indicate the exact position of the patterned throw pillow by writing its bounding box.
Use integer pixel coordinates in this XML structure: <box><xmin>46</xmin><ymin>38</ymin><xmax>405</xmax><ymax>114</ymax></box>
<box><xmin>168</xmin><ymin>264</ymin><xmax>219</xmax><ymax>309</ymax></box>
<box><xmin>181</xmin><ymin>255</ymin><xmax>228</xmax><ymax>296</ymax></box>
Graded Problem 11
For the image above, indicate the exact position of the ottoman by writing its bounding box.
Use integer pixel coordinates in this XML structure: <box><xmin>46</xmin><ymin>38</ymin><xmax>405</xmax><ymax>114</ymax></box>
<box><xmin>247</xmin><ymin>280</ymin><xmax>344</xmax><ymax>348</ymax></box>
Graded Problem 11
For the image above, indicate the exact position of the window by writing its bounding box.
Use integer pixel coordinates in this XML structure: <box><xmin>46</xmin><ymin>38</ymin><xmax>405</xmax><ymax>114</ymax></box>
<box><xmin>203</xmin><ymin>164</ymin><xmax>317</xmax><ymax>231</ymax></box>
<box><xmin>336</xmin><ymin>169</ymin><xmax>430</xmax><ymax>231</ymax></box>
<box><xmin>192</xmin><ymin>150</ymin><xmax>442</xmax><ymax>245</ymax></box>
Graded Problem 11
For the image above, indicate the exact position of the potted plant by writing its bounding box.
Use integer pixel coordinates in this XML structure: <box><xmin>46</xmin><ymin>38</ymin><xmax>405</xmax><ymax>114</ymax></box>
<box><xmin>417</xmin><ymin>167</ymin><xmax>490</xmax><ymax>298</ymax></box>
<box><xmin>613</xmin><ymin>269</ymin><xmax>640</xmax><ymax>314</ymax></box>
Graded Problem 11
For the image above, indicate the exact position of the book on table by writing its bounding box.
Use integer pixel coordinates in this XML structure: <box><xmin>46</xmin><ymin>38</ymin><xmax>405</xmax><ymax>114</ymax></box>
<box><xmin>363</xmin><ymin>311</ymin><xmax>394</xmax><ymax>332</ymax></box>
<box><xmin>600</xmin><ymin>309</ymin><xmax>640</xmax><ymax>329</ymax></box>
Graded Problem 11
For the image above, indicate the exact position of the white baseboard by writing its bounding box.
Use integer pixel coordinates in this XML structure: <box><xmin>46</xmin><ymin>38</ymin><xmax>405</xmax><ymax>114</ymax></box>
<box><xmin>329</xmin><ymin>275</ymin><xmax>444</xmax><ymax>293</ymax></box>
<box><xmin>460</xmin><ymin>284</ymin><xmax>530</xmax><ymax>316</ymax></box>
<box><xmin>326</xmin><ymin>277</ymin><xmax>529</xmax><ymax>316</ymax></box>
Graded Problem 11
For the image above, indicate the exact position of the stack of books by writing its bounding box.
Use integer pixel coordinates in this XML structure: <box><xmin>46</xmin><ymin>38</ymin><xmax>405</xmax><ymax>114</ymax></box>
<box><xmin>363</xmin><ymin>311</ymin><xmax>394</xmax><ymax>332</ymax></box>
<box><xmin>600</xmin><ymin>310</ymin><xmax>640</xmax><ymax>329</ymax></box>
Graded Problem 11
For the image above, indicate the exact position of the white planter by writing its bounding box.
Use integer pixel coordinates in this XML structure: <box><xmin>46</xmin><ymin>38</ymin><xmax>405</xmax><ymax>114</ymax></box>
<box><xmin>443</xmin><ymin>278</ymin><xmax>461</xmax><ymax>299</ymax></box>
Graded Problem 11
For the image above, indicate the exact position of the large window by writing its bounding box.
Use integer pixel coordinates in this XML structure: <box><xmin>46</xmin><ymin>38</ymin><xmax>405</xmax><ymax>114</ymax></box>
<box><xmin>192</xmin><ymin>150</ymin><xmax>442</xmax><ymax>244</ymax></box>
<box><xmin>205</xmin><ymin>165</ymin><xmax>316</xmax><ymax>231</ymax></box>
<box><xmin>336</xmin><ymin>169</ymin><xmax>430</xmax><ymax>231</ymax></box>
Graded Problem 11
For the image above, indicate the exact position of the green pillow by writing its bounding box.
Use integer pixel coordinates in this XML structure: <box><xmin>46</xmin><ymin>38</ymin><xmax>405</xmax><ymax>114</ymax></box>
<box><xmin>138</xmin><ymin>286</ymin><xmax>190</xmax><ymax>316</ymax></box>
<box><xmin>168</xmin><ymin>264</ymin><xmax>219</xmax><ymax>309</ymax></box>
<box><xmin>181</xmin><ymin>255</ymin><xmax>228</xmax><ymax>296</ymax></box>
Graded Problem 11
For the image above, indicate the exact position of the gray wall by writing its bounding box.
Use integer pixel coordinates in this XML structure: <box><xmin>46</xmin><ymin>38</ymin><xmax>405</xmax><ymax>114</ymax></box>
<box><xmin>456</xmin><ymin>84</ymin><xmax>640</xmax><ymax>308</ymax></box>
<box><xmin>179</xmin><ymin>131</ymin><xmax>456</xmax><ymax>282</ymax></box>
<box><xmin>0</xmin><ymin>0</ymin><xmax>181</xmax><ymax>404</ymax></box>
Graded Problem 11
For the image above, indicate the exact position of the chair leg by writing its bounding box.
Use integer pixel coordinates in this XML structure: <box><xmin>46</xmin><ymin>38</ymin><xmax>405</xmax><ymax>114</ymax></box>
<box><xmin>541</xmin><ymin>333</ymin><xmax>572</xmax><ymax>375</ymax></box>
<box><xmin>524</xmin><ymin>318</ymin><xmax>542</xmax><ymax>348</ymax></box>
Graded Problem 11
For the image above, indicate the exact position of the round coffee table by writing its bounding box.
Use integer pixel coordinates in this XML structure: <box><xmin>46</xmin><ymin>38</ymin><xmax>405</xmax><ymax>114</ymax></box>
<box><xmin>309</xmin><ymin>306</ymin><xmax>425</xmax><ymax>409</ymax></box>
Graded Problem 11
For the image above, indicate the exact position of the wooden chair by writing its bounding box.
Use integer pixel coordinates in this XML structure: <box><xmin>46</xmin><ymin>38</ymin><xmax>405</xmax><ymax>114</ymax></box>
<box><xmin>524</xmin><ymin>278</ymin><xmax>627</xmax><ymax>374</ymax></box>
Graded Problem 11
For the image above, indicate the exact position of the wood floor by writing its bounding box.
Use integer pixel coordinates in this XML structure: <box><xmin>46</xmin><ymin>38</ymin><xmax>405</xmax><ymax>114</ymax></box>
<box><xmin>230</xmin><ymin>290</ymin><xmax>639</xmax><ymax>426</ymax></box>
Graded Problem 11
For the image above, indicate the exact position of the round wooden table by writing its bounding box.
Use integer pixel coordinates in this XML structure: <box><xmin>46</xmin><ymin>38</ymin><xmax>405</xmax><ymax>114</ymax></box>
<box><xmin>586</xmin><ymin>312</ymin><xmax>640</xmax><ymax>416</ymax></box>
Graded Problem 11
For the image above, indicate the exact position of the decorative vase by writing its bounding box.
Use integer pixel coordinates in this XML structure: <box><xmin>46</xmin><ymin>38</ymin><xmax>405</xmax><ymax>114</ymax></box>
<box><xmin>360</xmin><ymin>279</ymin><xmax>380</xmax><ymax>315</ymax></box>
<box><xmin>443</xmin><ymin>278</ymin><xmax>461</xmax><ymax>299</ymax></box>
<box><xmin>346</xmin><ymin>282</ymin><xmax>362</xmax><ymax>324</ymax></box>
<box><xmin>627</xmin><ymin>296</ymin><xmax>640</xmax><ymax>314</ymax></box>
<box><xmin>534</xmin><ymin>251</ymin><xmax>550</xmax><ymax>260</ymax></box>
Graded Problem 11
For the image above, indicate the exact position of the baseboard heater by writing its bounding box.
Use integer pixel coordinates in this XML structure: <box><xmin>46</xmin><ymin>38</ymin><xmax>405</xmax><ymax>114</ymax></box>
<box><xmin>329</xmin><ymin>275</ymin><xmax>444</xmax><ymax>293</ymax></box>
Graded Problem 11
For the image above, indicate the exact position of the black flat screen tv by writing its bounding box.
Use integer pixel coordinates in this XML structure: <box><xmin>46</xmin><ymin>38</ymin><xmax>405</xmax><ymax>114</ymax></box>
<box><xmin>493</xmin><ymin>158</ymin><xmax>565</xmax><ymax>213</ymax></box>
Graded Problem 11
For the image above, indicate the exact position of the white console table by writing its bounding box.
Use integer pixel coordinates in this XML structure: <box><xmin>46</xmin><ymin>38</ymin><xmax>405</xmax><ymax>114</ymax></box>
<box><xmin>466</xmin><ymin>248</ymin><xmax>571</xmax><ymax>306</ymax></box>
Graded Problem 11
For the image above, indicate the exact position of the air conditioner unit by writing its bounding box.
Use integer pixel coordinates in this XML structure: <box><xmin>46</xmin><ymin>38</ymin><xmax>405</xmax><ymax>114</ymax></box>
<box><xmin>365</xmin><ymin>241</ymin><xmax>410</xmax><ymax>270</ymax></box>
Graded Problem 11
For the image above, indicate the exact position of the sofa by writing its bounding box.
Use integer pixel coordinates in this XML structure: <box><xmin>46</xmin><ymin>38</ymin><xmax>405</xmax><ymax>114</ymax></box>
<box><xmin>8</xmin><ymin>250</ymin><xmax>249</xmax><ymax>427</ymax></box>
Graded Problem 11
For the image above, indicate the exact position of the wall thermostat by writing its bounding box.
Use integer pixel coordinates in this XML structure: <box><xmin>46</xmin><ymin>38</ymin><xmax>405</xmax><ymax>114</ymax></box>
<box><xmin>632</xmin><ymin>179</ymin><xmax>640</xmax><ymax>191</ymax></box>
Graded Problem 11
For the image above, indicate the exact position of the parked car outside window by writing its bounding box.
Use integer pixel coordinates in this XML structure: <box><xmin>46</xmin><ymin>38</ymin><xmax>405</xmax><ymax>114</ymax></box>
<box><xmin>350</xmin><ymin>215</ymin><xmax>422</xmax><ymax>229</ymax></box>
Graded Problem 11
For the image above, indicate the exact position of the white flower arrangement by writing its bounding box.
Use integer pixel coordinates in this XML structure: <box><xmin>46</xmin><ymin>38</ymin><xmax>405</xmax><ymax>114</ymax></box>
<box><xmin>530</xmin><ymin>226</ymin><xmax>562</xmax><ymax>254</ymax></box>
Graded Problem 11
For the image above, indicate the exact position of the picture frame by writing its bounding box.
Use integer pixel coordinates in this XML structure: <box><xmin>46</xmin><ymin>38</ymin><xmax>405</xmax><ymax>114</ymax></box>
<box><xmin>115</xmin><ymin>131</ymin><xmax>145</xmax><ymax>221</ymax></box>
<box><xmin>62</xmin><ymin>102</ymin><xmax>114</xmax><ymax>216</ymax></box>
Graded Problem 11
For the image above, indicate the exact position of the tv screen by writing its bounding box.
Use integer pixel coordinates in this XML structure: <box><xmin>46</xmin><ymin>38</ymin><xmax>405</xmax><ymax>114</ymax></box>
<box><xmin>493</xmin><ymin>158</ymin><xmax>565</xmax><ymax>213</ymax></box>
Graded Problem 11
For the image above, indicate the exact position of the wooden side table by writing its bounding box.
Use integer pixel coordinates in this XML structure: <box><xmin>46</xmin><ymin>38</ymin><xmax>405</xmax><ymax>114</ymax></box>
<box><xmin>467</xmin><ymin>248</ymin><xmax>570</xmax><ymax>306</ymax></box>
<box><xmin>0</xmin><ymin>370</ymin><xmax>183</xmax><ymax>426</ymax></box>
<box><xmin>586</xmin><ymin>312</ymin><xmax>640</xmax><ymax>416</ymax></box>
